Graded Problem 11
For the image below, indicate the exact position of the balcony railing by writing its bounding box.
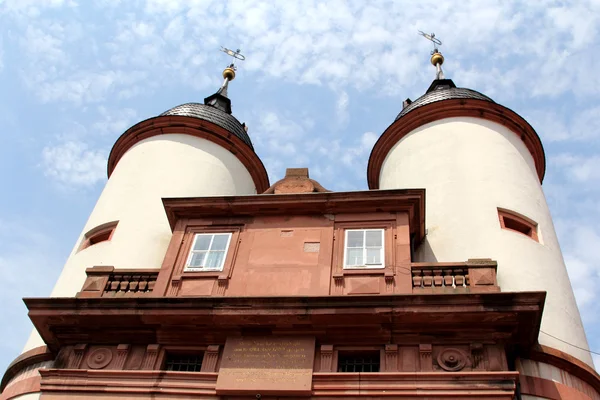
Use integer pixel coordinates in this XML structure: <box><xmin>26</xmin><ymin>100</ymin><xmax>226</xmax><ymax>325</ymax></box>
<box><xmin>411</xmin><ymin>259</ymin><xmax>499</xmax><ymax>293</ymax></box>
<box><xmin>77</xmin><ymin>266</ymin><xmax>159</xmax><ymax>298</ymax></box>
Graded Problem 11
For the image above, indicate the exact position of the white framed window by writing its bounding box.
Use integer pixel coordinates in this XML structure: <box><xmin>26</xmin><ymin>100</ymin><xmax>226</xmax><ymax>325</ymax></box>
<box><xmin>185</xmin><ymin>233</ymin><xmax>232</xmax><ymax>271</ymax></box>
<box><xmin>343</xmin><ymin>229</ymin><xmax>384</xmax><ymax>269</ymax></box>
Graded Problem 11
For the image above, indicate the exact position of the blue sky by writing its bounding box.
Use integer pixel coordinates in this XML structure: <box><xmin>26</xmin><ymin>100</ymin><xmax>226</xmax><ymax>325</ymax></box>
<box><xmin>1</xmin><ymin>0</ymin><xmax>599</xmax><ymax>374</ymax></box>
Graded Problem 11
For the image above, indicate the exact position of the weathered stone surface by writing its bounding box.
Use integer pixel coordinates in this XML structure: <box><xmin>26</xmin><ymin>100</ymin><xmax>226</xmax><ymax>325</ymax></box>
<box><xmin>216</xmin><ymin>336</ymin><xmax>315</xmax><ymax>396</ymax></box>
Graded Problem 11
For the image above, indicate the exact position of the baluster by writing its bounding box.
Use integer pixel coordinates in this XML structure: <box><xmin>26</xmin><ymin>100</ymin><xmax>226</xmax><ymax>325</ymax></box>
<box><xmin>412</xmin><ymin>268</ymin><xmax>423</xmax><ymax>287</ymax></box>
<box><xmin>119</xmin><ymin>275</ymin><xmax>129</xmax><ymax>292</ymax></box>
<box><xmin>110</xmin><ymin>275</ymin><xmax>121</xmax><ymax>292</ymax></box>
<box><xmin>455</xmin><ymin>269</ymin><xmax>465</xmax><ymax>287</ymax></box>
<box><xmin>422</xmin><ymin>270</ymin><xmax>433</xmax><ymax>287</ymax></box>
<box><xmin>433</xmin><ymin>269</ymin><xmax>443</xmax><ymax>287</ymax></box>
<box><xmin>129</xmin><ymin>275</ymin><xmax>140</xmax><ymax>292</ymax></box>
<box><xmin>443</xmin><ymin>269</ymin><xmax>453</xmax><ymax>287</ymax></box>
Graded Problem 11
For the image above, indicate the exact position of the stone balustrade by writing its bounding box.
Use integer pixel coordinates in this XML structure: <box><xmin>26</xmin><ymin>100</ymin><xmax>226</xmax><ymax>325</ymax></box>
<box><xmin>77</xmin><ymin>266</ymin><xmax>158</xmax><ymax>298</ymax></box>
<box><xmin>411</xmin><ymin>259</ymin><xmax>499</xmax><ymax>293</ymax></box>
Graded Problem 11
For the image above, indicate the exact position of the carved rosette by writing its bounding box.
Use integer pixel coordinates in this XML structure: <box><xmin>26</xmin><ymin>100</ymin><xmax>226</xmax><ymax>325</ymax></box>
<box><xmin>437</xmin><ymin>348</ymin><xmax>468</xmax><ymax>372</ymax></box>
<box><xmin>87</xmin><ymin>348</ymin><xmax>113</xmax><ymax>369</ymax></box>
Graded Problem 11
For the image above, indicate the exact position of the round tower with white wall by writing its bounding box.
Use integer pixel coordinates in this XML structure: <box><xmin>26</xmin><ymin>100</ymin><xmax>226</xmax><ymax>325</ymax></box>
<box><xmin>368</xmin><ymin>50</ymin><xmax>595</xmax><ymax>386</ymax></box>
<box><xmin>20</xmin><ymin>68</ymin><xmax>269</xmax><ymax>354</ymax></box>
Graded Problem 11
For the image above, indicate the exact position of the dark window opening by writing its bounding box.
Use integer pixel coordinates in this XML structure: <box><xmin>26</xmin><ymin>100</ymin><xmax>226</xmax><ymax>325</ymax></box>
<box><xmin>89</xmin><ymin>230</ymin><xmax>112</xmax><ymax>245</ymax></box>
<box><xmin>503</xmin><ymin>217</ymin><xmax>532</xmax><ymax>236</ymax></box>
<box><xmin>165</xmin><ymin>353</ymin><xmax>204</xmax><ymax>372</ymax></box>
<box><xmin>337</xmin><ymin>351</ymin><xmax>380</xmax><ymax>372</ymax></box>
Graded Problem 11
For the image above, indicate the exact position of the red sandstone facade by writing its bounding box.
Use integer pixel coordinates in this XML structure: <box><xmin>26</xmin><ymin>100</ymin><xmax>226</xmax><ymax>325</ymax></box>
<box><xmin>3</xmin><ymin>169</ymin><xmax>599</xmax><ymax>399</ymax></box>
<box><xmin>2</xmin><ymin>53</ymin><xmax>600</xmax><ymax>400</ymax></box>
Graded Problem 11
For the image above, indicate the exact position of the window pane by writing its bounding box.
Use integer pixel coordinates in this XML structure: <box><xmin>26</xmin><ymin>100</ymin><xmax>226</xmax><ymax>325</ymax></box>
<box><xmin>365</xmin><ymin>230</ymin><xmax>382</xmax><ymax>247</ymax></box>
<box><xmin>211</xmin><ymin>234</ymin><xmax>229</xmax><ymax>250</ymax></box>
<box><xmin>346</xmin><ymin>248</ymin><xmax>363</xmax><ymax>266</ymax></box>
<box><xmin>205</xmin><ymin>251</ymin><xmax>225</xmax><ymax>269</ymax></box>
<box><xmin>366</xmin><ymin>248</ymin><xmax>381</xmax><ymax>265</ymax></box>
<box><xmin>347</xmin><ymin>231</ymin><xmax>364</xmax><ymax>247</ymax></box>
<box><xmin>188</xmin><ymin>252</ymin><xmax>206</xmax><ymax>267</ymax></box>
<box><xmin>193</xmin><ymin>234</ymin><xmax>212</xmax><ymax>251</ymax></box>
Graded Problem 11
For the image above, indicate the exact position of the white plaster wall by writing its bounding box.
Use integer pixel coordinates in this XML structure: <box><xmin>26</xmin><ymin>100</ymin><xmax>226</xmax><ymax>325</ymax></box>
<box><xmin>24</xmin><ymin>134</ymin><xmax>258</xmax><ymax>351</ymax></box>
<box><xmin>379</xmin><ymin>117</ymin><xmax>593</xmax><ymax>367</ymax></box>
<box><xmin>9</xmin><ymin>393</ymin><xmax>41</xmax><ymax>400</ymax></box>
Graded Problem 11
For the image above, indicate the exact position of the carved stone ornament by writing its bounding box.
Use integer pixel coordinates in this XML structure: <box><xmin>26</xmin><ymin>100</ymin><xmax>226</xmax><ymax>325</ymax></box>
<box><xmin>437</xmin><ymin>348</ymin><xmax>468</xmax><ymax>372</ymax></box>
<box><xmin>87</xmin><ymin>347</ymin><xmax>113</xmax><ymax>369</ymax></box>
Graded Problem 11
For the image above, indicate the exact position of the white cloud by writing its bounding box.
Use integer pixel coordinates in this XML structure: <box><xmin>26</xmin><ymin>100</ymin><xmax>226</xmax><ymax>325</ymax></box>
<box><xmin>7</xmin><ymin>0</ymin><xmax>600</xmax><ymax>106</ymax></box>
<box><xmin>91</xmin><ymin>106</ymin><xmax>138</xmax><ymax>137</ymax></box>
<box><xmin>551</xmin><ymin>153</ymin><xmax>600</xmax><ymax>185</ymax></box>
<box><xmin>42</xmin><ymin>139</ymin><xmax>107</xmax><ymax>187</ymax></box>
<box><xmin>335</xmin><ymin>90</ymin><xmax>349</xmax><ymax>126</ymax></box>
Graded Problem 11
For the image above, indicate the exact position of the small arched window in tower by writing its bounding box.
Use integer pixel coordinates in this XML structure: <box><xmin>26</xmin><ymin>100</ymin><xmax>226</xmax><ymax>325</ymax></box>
<box><xmin>79</xmin><ymin>221</ymin><xmax>118</xmax><ymax>251</ymax></box>
<box><xmin>497</xmin><ymin>209</ymin><xmax>538</xmax><ymax>242</ymax></box>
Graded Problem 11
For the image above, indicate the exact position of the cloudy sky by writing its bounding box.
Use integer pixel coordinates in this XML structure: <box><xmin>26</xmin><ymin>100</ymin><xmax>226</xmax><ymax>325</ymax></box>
<box><xmin>1</xmin><ymin>0</ymin><xmax>599</xmax><ymax>374</ymax></box>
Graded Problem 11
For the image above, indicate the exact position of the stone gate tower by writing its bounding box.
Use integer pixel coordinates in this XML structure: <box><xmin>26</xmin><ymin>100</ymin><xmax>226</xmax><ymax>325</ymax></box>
<box><xmin>2</xmin><ymin>49</ymin><xmax>599</xmax><ymax>400</ymax></box>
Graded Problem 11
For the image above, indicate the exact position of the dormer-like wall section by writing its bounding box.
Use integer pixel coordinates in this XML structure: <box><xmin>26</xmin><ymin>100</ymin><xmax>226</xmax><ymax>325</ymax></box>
<box><xmin>155</xmin><ymin>189</ymin><xmax>425</xmax><ymax>297</ymax></box>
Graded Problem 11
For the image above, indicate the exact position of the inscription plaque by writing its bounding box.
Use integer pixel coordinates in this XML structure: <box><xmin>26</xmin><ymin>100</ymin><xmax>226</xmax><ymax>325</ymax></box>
<box><xmin>216</xmin><ymin>336</ymin><xmax>316</xmax><ymax>396</ymax></box>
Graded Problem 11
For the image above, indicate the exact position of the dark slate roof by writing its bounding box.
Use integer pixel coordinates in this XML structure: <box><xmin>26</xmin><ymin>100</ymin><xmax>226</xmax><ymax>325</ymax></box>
<box><xmin>395</xmin><ymin>86</ymin><xmax>494</xmax><ymax>121</ymax></box>
<box><xmin>160</xmin><ymin>103</ymin><xmax>253</xmax><ymax>148</ymax></box>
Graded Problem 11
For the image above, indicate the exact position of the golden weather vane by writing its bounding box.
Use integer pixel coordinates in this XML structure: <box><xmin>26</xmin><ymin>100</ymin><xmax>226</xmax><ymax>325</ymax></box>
<box><xmin>418</xmin><ymin>31</ymin><xmax>445</xmax><ymax>80</ymax></box>
<box><xmin>218</xmin><ymin>46</ymin><xmax>245</xmax><ymax>83</ymax></box>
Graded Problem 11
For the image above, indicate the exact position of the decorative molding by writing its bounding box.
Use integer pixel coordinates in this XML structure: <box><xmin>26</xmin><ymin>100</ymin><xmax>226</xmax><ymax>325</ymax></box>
<box><xmin>71</xmin><ymin>344</ymin><xmax>87</xmax><ymax>369</ymax></box>
<box><xmin>384</xmin><ymin>344</ymin><xmax>398</xmax><ymax>372</ymax></box>
<box><xmin>215</xmin><ymin>278</ymin><xmax>228</xmax><ymax>296</ymax></box>
<box><xmin>419</xmin><ymin>344</ymin><xmax>432</xmax><ymax>372</ymax></box>
<box><xmin>201</xmin><ymin>345</ymin><xmax>220</xmax><ymax>372</ymax></box>
<box><xmin>169</xmin><ymin>279</ymin><xmax>180</xmax><ymax>296</ymax></box>
<box><xmin>114</xmin><ymin>344</ymin><xmax>130</xmax><ymax>370</ymax></box>
<box><xmin>384</xmin><ymin>270</ymin><xmax>394</xmax><ymax>293</ymax></box>
<box><xmin>87</xmin><ymin>348</ymin><xmax>113</xmax><ymax>370</ymax></box>
<box><xmin>470</xmin><ymin>343</ymin><xmax>484</xmax><ymax>371</ymax></box>
<box><xmin>25</xmin><ymin>292</ymin><xmax>546</xmax><ymax>353</ymax></box>
<box><xmin>141</xmin><ymin>345</ymin><xmax>161</xmax><ymax>370</ymax></box>
<box><xmin>332</xmin><ymin>273</ymin><xmax>344</xmax><ymax>295</ymax></box>
<box><xmin>319</xmin><ymin>345</ymin><xmax>334</xmax><ymax>372</ymax></box>
<box><xmin>437</xmin><ymin>348</ymin><xmax>468</xmax><ymax>372</ymax></box>
<box><xmin>38</xmin><ymin>369</ymin><xmax>520</xmax><ymax>398</ymax></box>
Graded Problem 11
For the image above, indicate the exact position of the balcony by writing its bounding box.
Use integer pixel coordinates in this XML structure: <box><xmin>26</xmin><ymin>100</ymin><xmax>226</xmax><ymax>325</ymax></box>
<box><xmin>411</xmin><ymin>259</ymin><xmax>499</xmax><ymax>293</ymax></box>
<box><xmin>77</xmin><ymin>266</ymin><xmax>158</xmax><ymax>298</ymax></box>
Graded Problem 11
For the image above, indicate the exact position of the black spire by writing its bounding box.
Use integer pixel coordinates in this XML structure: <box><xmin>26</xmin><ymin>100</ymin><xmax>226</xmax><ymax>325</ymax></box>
<box><xmin>204</xmin><ymin>81</ymin><xmax>232</xmax><ymax>114</ymax></box>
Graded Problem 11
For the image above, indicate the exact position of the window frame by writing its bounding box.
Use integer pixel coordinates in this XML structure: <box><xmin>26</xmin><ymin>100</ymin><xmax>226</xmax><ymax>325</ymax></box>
<box><xmin>184</xmin><ymin>232</ymin><xmax>233</xmax><ymax>272</ymax></box>
<box><xmin>343</xmin><ymin>228</ymin><xmax>385</xmax><ymax>269</ymax></box>
<box><xmin>164</xmin><ymin>351</ymin><xmax>205</xmax><ymax>372</ymax></box>
<box><xmin>497</xmin><ymin>208</ymin><xmax>539</xmax><ymax>243</ymax></box>
<box><xmin>337</xmin><ymin>350</ymin><xmax>382</xmax><ymax>373</ymax></box>
<box><xmin>78</xmin><ymin>221</ymin><xmax>118</xmax><ymax>252</ymax></box>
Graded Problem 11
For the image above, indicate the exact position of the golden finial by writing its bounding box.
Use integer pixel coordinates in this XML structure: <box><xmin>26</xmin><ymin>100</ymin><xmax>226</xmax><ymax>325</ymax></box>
<box><xmin>223</xmin><ymin>66</ymin><xmax>236</xmax><ymax>81</ymax></box>
<box><xmin>219</xmin><ymin>47</ymin><xmax>245</xmax><ymax>83</ymax></box>
<box><xmin>430</xmin><ymin>52</ymin><xmax>444</xmax><ymax>67</ymax></box>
